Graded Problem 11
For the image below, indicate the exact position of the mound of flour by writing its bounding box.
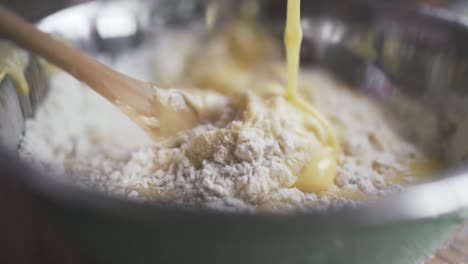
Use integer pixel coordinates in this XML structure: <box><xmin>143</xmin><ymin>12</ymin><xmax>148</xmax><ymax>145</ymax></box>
<box><xmin>19</xmin><ymin>66</ymin><xmax>434</xmax><ymax>212</ymax></box>
<box><xmin>18</xmin><ymin>28</ymin><xmax>445</xmax><ymax>212</ymax></box>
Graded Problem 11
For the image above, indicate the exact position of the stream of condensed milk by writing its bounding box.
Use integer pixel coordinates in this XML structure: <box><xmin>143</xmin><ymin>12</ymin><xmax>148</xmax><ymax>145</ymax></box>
<box><xmin>284</xmin><ymin>0</ymin><xmax>339</xmax><ymax>193</ymax></box>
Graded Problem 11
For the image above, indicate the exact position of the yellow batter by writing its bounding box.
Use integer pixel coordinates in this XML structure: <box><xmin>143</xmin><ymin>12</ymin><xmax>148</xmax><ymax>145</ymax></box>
<box><xmin>0</xmin><ymin>42</ymin><xmax>29</xmax><ymax>95</ymax></box>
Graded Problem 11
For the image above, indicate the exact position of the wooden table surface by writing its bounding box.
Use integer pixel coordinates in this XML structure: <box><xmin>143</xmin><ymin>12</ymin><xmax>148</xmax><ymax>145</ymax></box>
<box><xmin>426</xmin><ymin>222</ymin><xmax>468</xmax><ymax>263</ymax></box>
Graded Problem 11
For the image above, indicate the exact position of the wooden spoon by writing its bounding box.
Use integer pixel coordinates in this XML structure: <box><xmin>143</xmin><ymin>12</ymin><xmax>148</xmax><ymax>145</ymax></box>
<box><xmin>0</xmin><ymin>5</ymin><xmax>226</xmax><ymax>138</ymax></box>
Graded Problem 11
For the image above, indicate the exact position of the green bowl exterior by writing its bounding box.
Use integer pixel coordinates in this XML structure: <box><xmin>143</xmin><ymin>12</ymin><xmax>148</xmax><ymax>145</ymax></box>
<box><xmin>35</xmin><ymin>193</ymin><xmax>467</xmax><ymax>264</ymax></box>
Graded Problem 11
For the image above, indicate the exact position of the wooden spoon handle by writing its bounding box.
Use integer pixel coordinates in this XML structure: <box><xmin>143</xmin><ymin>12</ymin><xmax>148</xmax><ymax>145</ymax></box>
<box><xmin>0</xmin><ymin>5</ymin><xmax>153</xmax><ymax>115</ymax></box>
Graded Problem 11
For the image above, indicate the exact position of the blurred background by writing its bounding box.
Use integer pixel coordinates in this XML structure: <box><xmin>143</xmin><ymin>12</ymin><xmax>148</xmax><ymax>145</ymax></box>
<box><xmin>0</xmin><ymin>0</ymin><xmax>85</xmax><ymax>21</ymax></box>
<box><xmin>0</xmin><ymin>0</ymin><xmax>468</xmax><ymax>21</ymax></box>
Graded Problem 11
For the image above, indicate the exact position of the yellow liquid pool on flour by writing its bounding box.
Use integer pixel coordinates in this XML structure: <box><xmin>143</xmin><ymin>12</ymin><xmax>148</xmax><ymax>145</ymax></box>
<box><xmin>284</xmin><ymin>0</ymin><xmax>339</xmax><ymax>193</ymax></box>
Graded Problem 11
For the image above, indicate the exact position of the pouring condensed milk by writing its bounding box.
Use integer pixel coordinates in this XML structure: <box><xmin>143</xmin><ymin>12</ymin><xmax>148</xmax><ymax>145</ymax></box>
<box><xmin>284</xmin><ymin>0</ymin><xmax>339</xmax><ymax>193</ymax></box>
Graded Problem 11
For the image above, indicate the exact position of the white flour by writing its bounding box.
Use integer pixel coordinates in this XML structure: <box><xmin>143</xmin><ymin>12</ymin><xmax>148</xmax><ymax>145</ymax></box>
<box><xmin>19</xmin><ymin>32</ymin><xmax>442</xmax><ymax>212</ymax></box>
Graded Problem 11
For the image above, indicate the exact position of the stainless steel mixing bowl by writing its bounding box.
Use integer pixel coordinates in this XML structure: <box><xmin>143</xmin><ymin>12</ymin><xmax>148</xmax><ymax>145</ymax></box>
<box><xmin>1</xmin><ymin>0</ymin><xmax>468</xmax><ymax>263</ymax></box>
